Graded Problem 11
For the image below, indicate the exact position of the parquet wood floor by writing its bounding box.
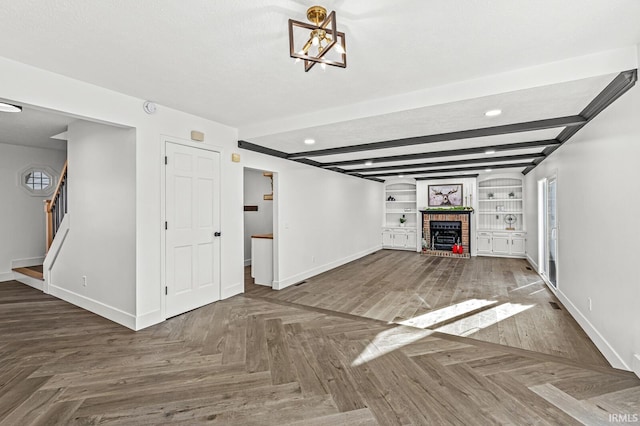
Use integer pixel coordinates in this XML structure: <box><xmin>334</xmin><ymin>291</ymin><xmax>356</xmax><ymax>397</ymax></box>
<box><xmin>2</xmin><ymin>278</ymin><xmax>639</xmax><ymax>425</ymax></box>
<box><xmin>247</xmin><ymin>250</ymin><xmax>609</xmax><ymax>367</ymax></box>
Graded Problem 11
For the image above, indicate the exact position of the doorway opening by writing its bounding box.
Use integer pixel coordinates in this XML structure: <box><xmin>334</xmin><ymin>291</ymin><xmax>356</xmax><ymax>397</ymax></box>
<box><xmin>243</xmin><ymin>168</ymin><xmax>277</xmax><ymax>290</ymax></box>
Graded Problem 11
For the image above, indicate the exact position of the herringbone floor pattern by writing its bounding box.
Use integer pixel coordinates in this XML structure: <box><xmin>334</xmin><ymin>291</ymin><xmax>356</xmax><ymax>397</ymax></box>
<box><xmin>248</xmin><ymin>251</ymin><xmax>609</xmax><ymax>367</ymax></box>
<box><xmin>1</xmin><ymin>279</ymin><xmax>639</xmax><ymax>425</ymax></box>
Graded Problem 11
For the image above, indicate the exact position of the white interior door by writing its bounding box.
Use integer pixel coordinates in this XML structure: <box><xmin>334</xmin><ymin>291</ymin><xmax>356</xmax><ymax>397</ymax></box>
<box><xmin>165</xmin><ymin>142</ymin><xmax>221</xmax><ymax>318</ymax></box>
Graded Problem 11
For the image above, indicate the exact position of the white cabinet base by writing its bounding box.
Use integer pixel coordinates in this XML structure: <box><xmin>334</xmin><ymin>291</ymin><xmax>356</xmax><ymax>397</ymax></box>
<box><xmin>251</xmin><ymin>236</ymin><xmax>273</xmax><ymax>286</ymax></box>
<box><xmin>382</xmin><ymin>227</ymin><xmax>418</xmax><ymax>251</ymax></box>
<box><xmin>477</xmin><ymin>231</ymin><xmax>526</xmax><ymax>258</ymax></box>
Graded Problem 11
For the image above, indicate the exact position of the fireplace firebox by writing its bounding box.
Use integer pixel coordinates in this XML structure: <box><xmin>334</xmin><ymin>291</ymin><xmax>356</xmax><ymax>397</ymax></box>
<box><xmin>430</xmin><ymin>221</ymin><xmax>462</xmax><ymax>250</ymax></box>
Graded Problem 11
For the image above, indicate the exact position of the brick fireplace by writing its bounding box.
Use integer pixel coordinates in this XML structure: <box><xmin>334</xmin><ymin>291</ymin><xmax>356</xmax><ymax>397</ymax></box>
<box><xmin>421</xmin><ymin>210</ymin><xmax>472</xmax><ymax>258</ymax></box>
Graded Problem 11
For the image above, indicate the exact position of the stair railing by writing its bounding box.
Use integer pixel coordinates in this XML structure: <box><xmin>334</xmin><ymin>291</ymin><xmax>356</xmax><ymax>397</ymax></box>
<box><xmin>44</xmin><ymin>161</ymin><xmax>68</xmax><ymax>252</ymax></box>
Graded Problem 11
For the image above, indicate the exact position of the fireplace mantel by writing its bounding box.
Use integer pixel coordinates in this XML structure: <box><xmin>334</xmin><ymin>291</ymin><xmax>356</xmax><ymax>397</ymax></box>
<box><xmin>420</xmin><ymin>209</ymin><xmax>474</xmax><ymax>215</ymax></box>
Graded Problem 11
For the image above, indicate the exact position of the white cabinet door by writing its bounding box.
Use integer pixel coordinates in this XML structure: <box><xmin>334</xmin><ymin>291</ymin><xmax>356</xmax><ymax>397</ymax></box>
<box><xmin>477</xmin><ymin>233</ymin><xmax>492</xmax><ymax>253</ymax></box>
<box><xmin>382</xmin><ymin>231</ymin><xmax>394</xmax><ymax>247</ymax></box>
<box><xmin>511</xmin><ymin>236</ymin><xmax>526</xmax><ymax>255</ymax></box>
<box><xmin>492</xmin><ymin>234</ymin><xmax>510</xmax><ymax>254</ymax></box>
<box><xmin>393</xmin><ymin>232</ymin><xmax>408</xmax><ymax>248</ymax></box>
<box><xmin>406</xmin><ymin>232</ymin><xmax>417</xmax><ymax>250</ymax></box>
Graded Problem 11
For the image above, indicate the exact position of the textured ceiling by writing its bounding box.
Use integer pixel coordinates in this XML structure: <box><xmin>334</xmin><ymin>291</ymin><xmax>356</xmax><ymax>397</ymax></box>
<box><xmin>0</xmin><ymin>0</ymin><xmax>638</xmax><ymax>130</ymax></box>
<box><xmin>0</xmin><ymin>104</ymin><xmax>71</xmax><ymax>151</ymax></box>
<box><xmin>0</xmin><ymin>1</ymin><xmax>637</xmax><ymax>180</ymax></box>
<box><xmin>249</xmin><ymin>74</ymin><xmax>614</xmax><ymax>154</ymax></box>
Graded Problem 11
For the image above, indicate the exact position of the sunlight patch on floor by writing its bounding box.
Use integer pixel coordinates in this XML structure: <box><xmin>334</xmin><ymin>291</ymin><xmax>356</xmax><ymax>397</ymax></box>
<box><xmin>435</xmin><ymin>302</ymin><xmax>534</xmax><ymax>337</ymax></box>
<box><xmin>351</xmin><ymin>326</ymin><xmax>433</xmax><ymax>367</ymax></box>
<box><xmin>397</xmin><ymin>299</ymin><xmax>497</xmax><ymax>329</ymax></box>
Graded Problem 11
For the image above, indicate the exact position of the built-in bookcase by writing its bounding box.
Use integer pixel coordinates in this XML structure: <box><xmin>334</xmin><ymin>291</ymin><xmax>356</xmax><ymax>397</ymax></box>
<box><xmin>477</xmin><ymin>177</ymin><xmax>524</xmax><ymax>231</ymax></box>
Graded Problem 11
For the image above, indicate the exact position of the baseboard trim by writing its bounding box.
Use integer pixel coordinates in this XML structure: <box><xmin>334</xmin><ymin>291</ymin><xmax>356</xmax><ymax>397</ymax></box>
<box><xmin>273</xmin><ymin>245</ymin><xmax>382</xmax><ymax>290</ymax></box>
<box><xmin>222</xmin><ymin>282</ymin><xmax>243</xmax><ymax>299</ymax></box>
<box><xmin>15</xmin><ymin>274</ymin><xmax>43</xmax><ymax>291</ymax></box>
<box><xmin>554</xmin><ymin>287</ymin><xmax>630</xmax><ymax>371</ymax></box>
<box><xmin>0</xmin><ymin>272</ymin><xmax>14</xmax><ymax>283</ymax></box>
<box><xmin>135</xmin><ymin>310</ymin><xmax>163</xmax><ymax>331</ymax></box>
<box><xmin>48</xmin><ymin>284</ymin><xmax>136</xmax><ymax>330</ymax></box>
<box><xmin>526</xmin><ymin>254</ymin><xmax>539</xmax><ymax>271</ymax></box>
<box><xmin>11</xmin><ymin>256</ymin><xmax>45</xmax><ymax>269</ymax></box>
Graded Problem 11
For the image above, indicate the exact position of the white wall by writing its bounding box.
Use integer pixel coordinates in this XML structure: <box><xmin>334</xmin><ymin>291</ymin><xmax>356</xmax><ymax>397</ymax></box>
<box><xmin>243</xmin><ymin>168</ymin><xmax>274</xmax><ymax>265</ymax></box>
<box><xmin>48</xmin><ymin>121</ymin><xmax>137</xmax><ymax>323</ymax></box>
<box><xmin>0</xmin><ymin>56</ymin><xmax>384</xmax><ymax>328</ymax></box>
<box><xmin>0</xmin><ymin>143</ymin><xmax>66</xmax><ymax>281</ymax></box>
<box><xmin>240</xmin><ymin>150</ymin><xmax>383</xmax><ymax>290</ymax></box>
<box><xmin>417</xmin><ymin>178</ymin><xmax>478</xmax><ymax>256</ymax></box>
<box><xmin>0</xmin><ymin>56</ymin><xmax>241</xmax><ymax>329</ymax></box>
<box><xmin>524</xmin><ymin>82</ymin><xmax>640</xmax><ymax>372</ymax></box>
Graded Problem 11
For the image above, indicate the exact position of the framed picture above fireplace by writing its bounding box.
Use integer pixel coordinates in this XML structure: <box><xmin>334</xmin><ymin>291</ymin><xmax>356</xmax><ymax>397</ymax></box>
<box><xmin>428</xmin><ymin>184</ymin><xmax>463</xmax><ymax>207</ymax></box>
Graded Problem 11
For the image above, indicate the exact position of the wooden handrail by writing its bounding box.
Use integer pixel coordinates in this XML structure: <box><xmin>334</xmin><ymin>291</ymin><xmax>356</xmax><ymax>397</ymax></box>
<box><xmin>47</xmin><ymin>161</ymin><xmax>67</xmax><ymax>213</ymax></box>
<box><xmin>45</xmin><ymin>161</ymin><xmax>68</xmax><ymax>252</ymax></box>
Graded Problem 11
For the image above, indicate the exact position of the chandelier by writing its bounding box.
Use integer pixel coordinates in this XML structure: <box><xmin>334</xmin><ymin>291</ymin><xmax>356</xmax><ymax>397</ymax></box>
<box><xmin>288</xmin><ymin>5</ymin><xmax>347</xmax><ymax>72</ymax></box>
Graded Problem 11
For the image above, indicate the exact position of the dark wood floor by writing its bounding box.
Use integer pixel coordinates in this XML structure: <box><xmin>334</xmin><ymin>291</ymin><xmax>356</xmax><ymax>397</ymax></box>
<box><xmin>2</xmin><ymin>274</ymin><xmax>639</xmax><ymax>424</ymax></box>
<box><xmin>247</xmin><ymin>250</ymin><xmax>609</xmax><ymax>367</ymax></box>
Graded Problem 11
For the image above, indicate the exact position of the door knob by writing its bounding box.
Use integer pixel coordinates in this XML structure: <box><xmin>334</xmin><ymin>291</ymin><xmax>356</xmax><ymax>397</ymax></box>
<box><xmin>214</xmin><ymin>231</ymin><xmax>221</xmax><ymax>237</ymax></box>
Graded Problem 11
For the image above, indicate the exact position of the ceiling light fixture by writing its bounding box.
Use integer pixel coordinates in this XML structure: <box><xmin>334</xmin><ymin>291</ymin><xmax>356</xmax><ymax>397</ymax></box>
<box><xmin>289</xmin><ymin>5</ymin><xmax>347</xmax><ymax>72</ymax></box>
<box><xmin>485</xmin><ymin>109</ymin><xmax>502</xmax><ymax>117</ymax></box>
<box><xmin>398</xmin><ymin>174</ymin><xmax>404</xmax><ymax>178</ymax></box>
<box><xmin>484</xmin><ymin>149</ymin><xmax>496</xmax><ymax>155</ymax></box>
<box><xmin>364</xmin><ymin>160</ymin><xmax>373</xmax><ymax>166</ymax></box>
<box><xmin>485</xmin><ymin>168</ymin><xmax>493</xmax><ymax>173</ymax></box>
<box><xmin>0</xmin><ymin>102</ymin><xmax>22</xmax><ymax>113</ymax></box>
<box><xmin>304</xmin><ymin>138</ymin><xmax>316</xmax><ymax>145</ymax></box>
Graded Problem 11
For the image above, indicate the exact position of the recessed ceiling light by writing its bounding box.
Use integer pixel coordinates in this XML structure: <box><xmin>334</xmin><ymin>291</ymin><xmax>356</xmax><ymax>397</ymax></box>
<box><xmin>304</xmin><ymin>138</ymin><xmax>315</xmax><ymax>145</ymax></box>
<box><xmin>485</xmin><ymin>109</ymin><xmax>502</xmax><ymax>117</ymax></box>
<box><xmin>485</xmin><ymin>168</ymin><xmax>493</xmax><ymax>173</ymax></box>
<box><xmin>398</xmin><ymin>174</ymin><xmax>404</xmax><ymax>178</ymax></box>
<box><xmin>0</xmin><ymin>102</ymin><xmax>22</xmax><ymax>113</ymax></box>
<box><xmin>484</xmin><ymin>149</ymin><xmax>496</xmax><ymax>155</ymax></box>
<box><xmin>364</xmin><ymin>160</ymin><xmax>373</xmax><ymax>166</ymax></box>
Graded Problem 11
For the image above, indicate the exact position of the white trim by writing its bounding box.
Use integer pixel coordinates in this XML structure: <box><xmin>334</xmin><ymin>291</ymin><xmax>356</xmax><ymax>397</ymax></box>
<box><xmin>14</xmin><ymin>274</ymin><xmax>44</xmax><ymax>291</ymax></box>
<box><xmin>551</xmin><ymin>286</ymin><xmax>630</xmax><ymax>371</ymax></box>
<box><xmin>0</xmin><ymin>272</ymin><xmax>15</xmax><ymax>282</ymax></box>
<box><xmin>272</xmin><ymin>245</ymin><xmax>382</xmax><ymax>290</ymax></box>
<box><xmin>526</xmin><ymin>254</ymin><xmax>538</xmax><ymax>271</ymax></box>
<box><xmin>11</xmin><ymin>256</ymin><xmax>46</xmax><ymax>269</ymax></box>
<box><xmin>221</xmin><ymin>282</ymin><xmax>243</xmax><ymax>299</ymax></box>
<box><xmin>135</xmin><ymin>310</ymin><xmax>163</xmax><ymax>331</ymax></box>
<box><xmin>48</xmin><ymin>284</ymin><xmax>136</xmax><ymax>330</ymax></box>
<box><xmin>160</xmin><ymin>136</ymin><xmax>224</xmax><ymax>320</ymax></box>
<box><xmin>43</xmin><ymin>214</ymin><xmax>70</xmax><ymax>294</ymax></box>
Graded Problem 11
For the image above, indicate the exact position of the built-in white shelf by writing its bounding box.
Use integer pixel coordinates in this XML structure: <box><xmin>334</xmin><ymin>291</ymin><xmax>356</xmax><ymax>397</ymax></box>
<box><xmin>477</xmin><ymin>176</ymin><xmax>525</xmax><ymax>232</ymax></box>
<box><xmin>384</xmin><ymin>179</ymin><xmax>419</xmax><ymax>252</ymax></box>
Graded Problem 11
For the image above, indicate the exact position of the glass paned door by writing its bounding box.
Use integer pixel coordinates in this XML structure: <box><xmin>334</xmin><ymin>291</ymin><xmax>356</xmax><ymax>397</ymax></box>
<box><xmin>546</xmin><ymin>178</ymin><xmax>558</xmax><ymax>287</ymax></box>
<box><xmin>540</xmin><ymin>177</ymin><xmax>558</xmax><ymax>288</ymax></box>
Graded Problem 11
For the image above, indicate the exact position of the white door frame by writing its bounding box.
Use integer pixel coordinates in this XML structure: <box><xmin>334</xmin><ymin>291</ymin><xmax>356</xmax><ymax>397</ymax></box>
<box><xmin>538</xmin><ymin>173</ymin><xmax>559</xmax><ymax>292</ymax></box>
<box><xmin>160</xmin><ymin>136</ymin><xmax>223</xmax><ymax>320</ymax></box>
